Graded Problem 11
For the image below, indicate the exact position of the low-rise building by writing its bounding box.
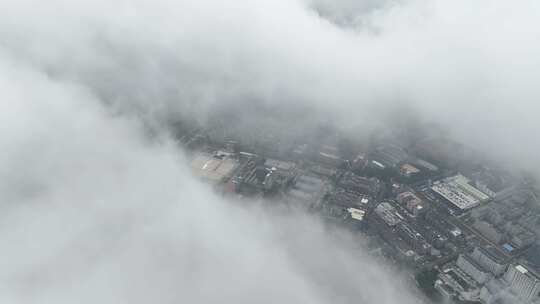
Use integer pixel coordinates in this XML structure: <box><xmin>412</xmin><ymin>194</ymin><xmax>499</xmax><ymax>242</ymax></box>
<box><xmin>397</xmin><ymin>191</ymin><xmax>426</xmax><ymax>217</ymax></box>
<box><xmin>436</xmin><ymin>266</ymin><xmax>481</xmax><ymax>302</ymax></box>
<box><xmin>191</xmin><ymin>152</ymin><xmax>239</xmax><ymax>184</ymax></box>
<box><xmin>374</xmin><ymin>202</ymin><xmax>403</xmax><ymax>227</ymax></box>
<box><xmin>400</xmin><ymin>163</ymin><xmax>420</xmax><ymax>177</ymax></box>
<box><xmin>431</xmin><ymin>174</ymin><xmax>490</xmax><ymax>211</ymax></box>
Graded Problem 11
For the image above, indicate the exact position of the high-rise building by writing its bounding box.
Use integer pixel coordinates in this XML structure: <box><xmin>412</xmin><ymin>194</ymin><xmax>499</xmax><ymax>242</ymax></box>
<box><xmin>504</xmin><ymin>263</ymin><xmax>540</xmax><ymax>302</ymax></box>
<box><xmin>470</xmin><ymin>247</ymin><xmax>507</xmax><ymax>276</ymax></box>
<box><xmin>457</xmin><ymin>254</ymin><xmax>492</xmax><ymax>284</ymax></box>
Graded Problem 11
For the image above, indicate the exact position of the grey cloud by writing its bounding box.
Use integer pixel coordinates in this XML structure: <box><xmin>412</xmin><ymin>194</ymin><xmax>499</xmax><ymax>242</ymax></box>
<box><xmin>1</xmin><ymin>0</ymin><xmax>540</xmax><ymax>302</ymax></box>
<box><xmin>2</xmin><ymin>0</ymin><xmax>539</xmax><ymax>169</ymax></box>
<box><xmin>0</xmin><ymin>38</ymin><xmax>422</xmax><ymax>303</ymax></box>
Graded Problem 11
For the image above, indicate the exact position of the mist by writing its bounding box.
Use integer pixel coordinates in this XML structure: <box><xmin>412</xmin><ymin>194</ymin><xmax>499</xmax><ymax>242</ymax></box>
<box><xmin>1</xmin><ymin>0</ymin><xmax>540</xmax><ymax>303</ymax></box>
<box><xmin>0</xmin><ymin>52</ymin><xmax>424</xmax><ymax>303</ymax></box>
<box><xmin>2</xmin><ymin>0</ymin><xmax>539</xmax><ymax>166</ymax></box>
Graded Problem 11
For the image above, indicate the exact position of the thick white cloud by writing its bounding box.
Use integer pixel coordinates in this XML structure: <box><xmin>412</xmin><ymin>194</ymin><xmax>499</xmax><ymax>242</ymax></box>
<box><xmin>1</xmin><ymin>0</ymin><xmax>540</xmax><ymax>302</ymax></box>
<box><xmin>2</xmin><ymin>0</ymin><xmax>539</xmax><ymax>165</ymax></box>
<box><xmin>0</xmin><ymin>51</ymin><xmax>422</xmax><ymax>303</ymax></box>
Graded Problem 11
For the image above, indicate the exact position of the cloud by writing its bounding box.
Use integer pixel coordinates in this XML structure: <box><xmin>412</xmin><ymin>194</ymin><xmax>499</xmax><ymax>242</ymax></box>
<box><xmin>1</xmin><ymin>0</ymin><xmax>540</xmax><ymax>302</ymax></box>
<box><xmin>2</xmin><ymin>0</ymin><xmax>539</xmax><ymax>166</ymax></box>
<box><xmin>0</xmin><ymin>44</ymin><xmax>422</xmax><ymax>303</ymax></box>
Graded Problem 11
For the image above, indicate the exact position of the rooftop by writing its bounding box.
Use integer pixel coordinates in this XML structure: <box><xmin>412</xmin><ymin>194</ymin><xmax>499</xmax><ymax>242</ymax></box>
<box><xmin>347</xmin><ymin>208</ymin><xmax>366</xmax><ymax>221</ymax></box>
<box><xmin>264</xmin><ymin>159</ymin><xmax>295</xmax><ymax>171</ymax></box>
<box><xmin>431</xmin><ymin>174</ymin><xmax>490</xmax><ymax>210</ymax></box>
<box><xmin>191</xmin><ymin>153</ymin><xmax>239</xmax><ymax>183</ymax></box>
<box><xmin>375</xmin><ymin>202</ymin><xmax>403</xmax><ymax>227</ymax></box>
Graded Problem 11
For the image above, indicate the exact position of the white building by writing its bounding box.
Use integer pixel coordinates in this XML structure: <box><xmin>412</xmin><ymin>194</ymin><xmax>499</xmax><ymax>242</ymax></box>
<box><xmin>431</xmin><ymin>174</ymin><xmax>490</xmax><ymax>210</ymax></box>
<box><xmin>504</xmin><ymin>264</ymin><xmax>540</xmax><ymax>302</ymax></box>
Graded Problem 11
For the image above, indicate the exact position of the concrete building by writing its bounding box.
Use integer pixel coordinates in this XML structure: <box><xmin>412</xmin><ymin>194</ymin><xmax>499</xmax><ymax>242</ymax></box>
<box><xmin>327</xmin><ymin>188</ymin><xmax>371</xmax><ymax>209</ymax></box>
<box><xmin>431</xmin><ymin>174</ymin><xmax>490</xmax><ymax>210</ymax></box>
<box><xmin>435</xmin><ymin>279</ymin><xmax>456</xmax><ymax>300</ymax></box>
<box><xmin>264</xmin><ymin>158</ymin><xmax>296</xmax><ymax>173</ymax></box>
<box><xmin>472</xmin><ymin>168</ymin><xmax>517</xmax><ymax>200</ymax></box>
<box><xmin>287</xmin><ymin>174</ymin><xmax>328</xmax><ymax>208</ymax></box>
<box><xmin>437</xmin><ymin>267</ymin><xmax>481</xmax><ymax>302</ymax></box>
<box><xmin>400</xmin><ymin>163</ymin><xmax>420</xmax><ymax>177</ymax></box>
<box><xmin>397</xmin><ymin>191</ymin><xmax>425</xmax><ymax>217</ymax></box>
<box><xmin>346</xmin><ymin>207</ymin><xmax>366</xmax><ymax>229</ymax></box>
<box><xmin>374</xmin><ymin>202</ymin><xmax>403</xmax><ymax>227</ymax></box>
<box><xmin>504</xmin><ymin>264</ymin><xmax>540</xmax><ymax>302</ymax></box>
<box><xmin>425</xmin><ymin>211</ymin><xmax>464</xmax><ymax>241</ymax></box>
<box><xmin>372</xmin><ymin>145</ymin><xmax>408</xmax><ymax>168</ymax></box>
<box><xmin>457</xmin><ymin>254</ymin><xmax>492</xmax><ymax>284</ymax></box>
<box><xmin>396</xmin><ymin>223</ymin><xmax>431</xmax><ymax>255</ymax></box>
<box><xmin>317</xmin><ymin>145</ymin><xmax>343</xmax><ymax>167</ymax></box>
<box><xmin>413</xmin><ymin>158</ymin><xmax>439</xmax><ymax>171</ymax></box>
<box><xmin>470</xmin><ymin>247</ymin><xmax>508</xmax><ymax>276</ymax></box>
<box><xmin>191</xmin><ymin>152</ymin><xmax>239</xmax><ymax>184</ymax></box>
<box><xmin>338</xmin><ymin>172</ymin><xmax>381</xmax><ymax>196</ymax></box>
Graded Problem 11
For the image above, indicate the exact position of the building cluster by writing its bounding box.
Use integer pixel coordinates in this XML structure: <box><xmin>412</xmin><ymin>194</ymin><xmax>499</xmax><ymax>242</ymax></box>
<box><xmin>321</xmin><ymin>172</ymin><xmax>381</xmax><ymax>227</ymax></box>
<box><xmin>397</xmin><ymin>191</ymin><xmax>426</xmax><ymax>217</ymax></box>
<box><xmin>469</xmin><ymin>190</ymin><xmax>540</xmax><ymax>252</ymax></box>
<box><xmin>182</xmin><ymin>127</ymin><xmax>540</xmax><ymax>304</ymax></box>
<box><xmin>368</xmin><ymin>200</ymin><xmax>435</xmax><ymax>260</ymax></box>
<box><xmin>436</xmin><ymin>245</ymin><xmax>540</xmax><ymax>304</ymax></box>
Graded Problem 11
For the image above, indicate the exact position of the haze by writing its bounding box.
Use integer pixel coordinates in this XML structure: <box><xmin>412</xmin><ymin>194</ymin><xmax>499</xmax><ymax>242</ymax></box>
<box><xmin>0</xmin><ymin>0</ymin><xmax>539</xmax><ymax>303</ymax></box>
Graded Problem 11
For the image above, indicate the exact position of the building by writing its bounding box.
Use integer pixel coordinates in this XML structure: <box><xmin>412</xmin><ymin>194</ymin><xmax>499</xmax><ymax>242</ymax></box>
<box><xmin>431</xmin><ymin>174</ymin><xmax>490</xmax><ymax>211</ymax></box>
<box><xmin>231</xmin><ymin>156</ymin><xmax>298</xmax><ymax>194</ymax></box>
<box><xmin>287</xmin><ymin>174</ymin><xmax>328</xmax><ymax>209</ymax></box>
<box><xmin>400</xmin><ymin>163</ymin><xmax>420</xmax><ymax>177</ymax></box>
<box><xmin>309</xmin><ymin>165</ymin><xmax>337</xmax><ymax>177</ymax></box>
<box><xmin>327</xmin><ymin>188</ymin><xmax>371</xmax><ymax>209</ymax></box>
<box><xmin>425</xmin><ymin>211</ymin><xmax>464</xmax><ymax>241</ymax></box>
<box><xmin>317</xmin><ymin>145</ymin><xmax>343</xmax><ymax>167</ymax></box>
<box><xmin>435</xmin><ymin>279</ymin><xmax>456</xmax><ymax>300</ymax></box>
<box><xmin>456</xmin><ymin>254</ymin><xmax>492</xmax><ymax>284</ymax></box>
<box><xmin>338</xmin><ymin>172</ymin><xmax>381</xmax><ymax>196</ymax></box>
<box><xmin>396</xmin><ymin>223</ymin><xmax>431</xmax><ymax>255</ymax></box>
<box><xmin>397</xmin><ymin>191</ymin><xmax>425</xmax><ymax>216</ymax></box>
<box><xmin>264</xmin><ymin>159</ymin><xmax>296</xmax><ymax>173</ymax></box>
<box><xmin>436</xmin><ymin>267</ymin><xmax>481</xmax><ymax>302</ymax></box>
<box><xmin>190</xmin><ymin>152</ymin><xmax>239</xmax><ymax>184</ymax></box>
<box><xmin>504</xmin><ymin>264</ymin><xmax>540</xmax><ymax>302</ymax></box>
<box><xmin>374</xmin><ymin>202</ymin><xmax>403</xmax><ymax>227</ymax></box>
<box><xmin>372</xmin><ymin>145</ymin><xmax>408</xmax><ymax>168</ymax></box>
<box><xmin>472</xmin><ymin>168</ymin><xmax>517</xmax><ymax>199</ymax></box>
<box><xmin>413</xmin><ymin>158</ymin><xmax>439</xmax><ymax>171</ymax></box>
<box><xmin>470</xmin><ymin>247</ymin><xmax>508</xmax><ymax>276</ymax></box>
<box><xmin>345</xmin><ymin>207</ymin><xmax>367</xmax><ymax>228</ymax></box>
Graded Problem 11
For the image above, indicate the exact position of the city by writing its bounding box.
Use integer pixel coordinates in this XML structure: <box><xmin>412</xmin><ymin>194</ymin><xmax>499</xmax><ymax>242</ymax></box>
<box><xmin>2</xmin><ymin>0</ymin><xmax>540</xmax><ymax>303</ymax></box>
<box><xmin>182</xmin><ymin>124</ymin><xmax>540</xmax><ymax>304</ymax></box>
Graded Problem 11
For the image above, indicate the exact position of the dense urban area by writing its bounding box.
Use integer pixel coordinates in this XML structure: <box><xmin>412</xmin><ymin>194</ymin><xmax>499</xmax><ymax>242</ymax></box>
<box><xmin>177</xmin><ymin>122</ymin><xmax>540</xmax><ymax>304</ymax></box>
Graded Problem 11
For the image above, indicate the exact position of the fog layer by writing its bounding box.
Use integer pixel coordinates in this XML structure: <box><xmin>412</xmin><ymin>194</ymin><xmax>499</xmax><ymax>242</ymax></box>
<box><xmin>0</xmin><ymin>51</ymin><xmax>422</xmax><ymax>303</ymax></box>
<box><xmin>1</xmin><ymin>0</ymin><xmax>540</xmax><ymax>166</ymax></box>
<box><xmin>1</xmin><ymin>0</ymin><xmax>540</xmax><ymax>303</ymax></box>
